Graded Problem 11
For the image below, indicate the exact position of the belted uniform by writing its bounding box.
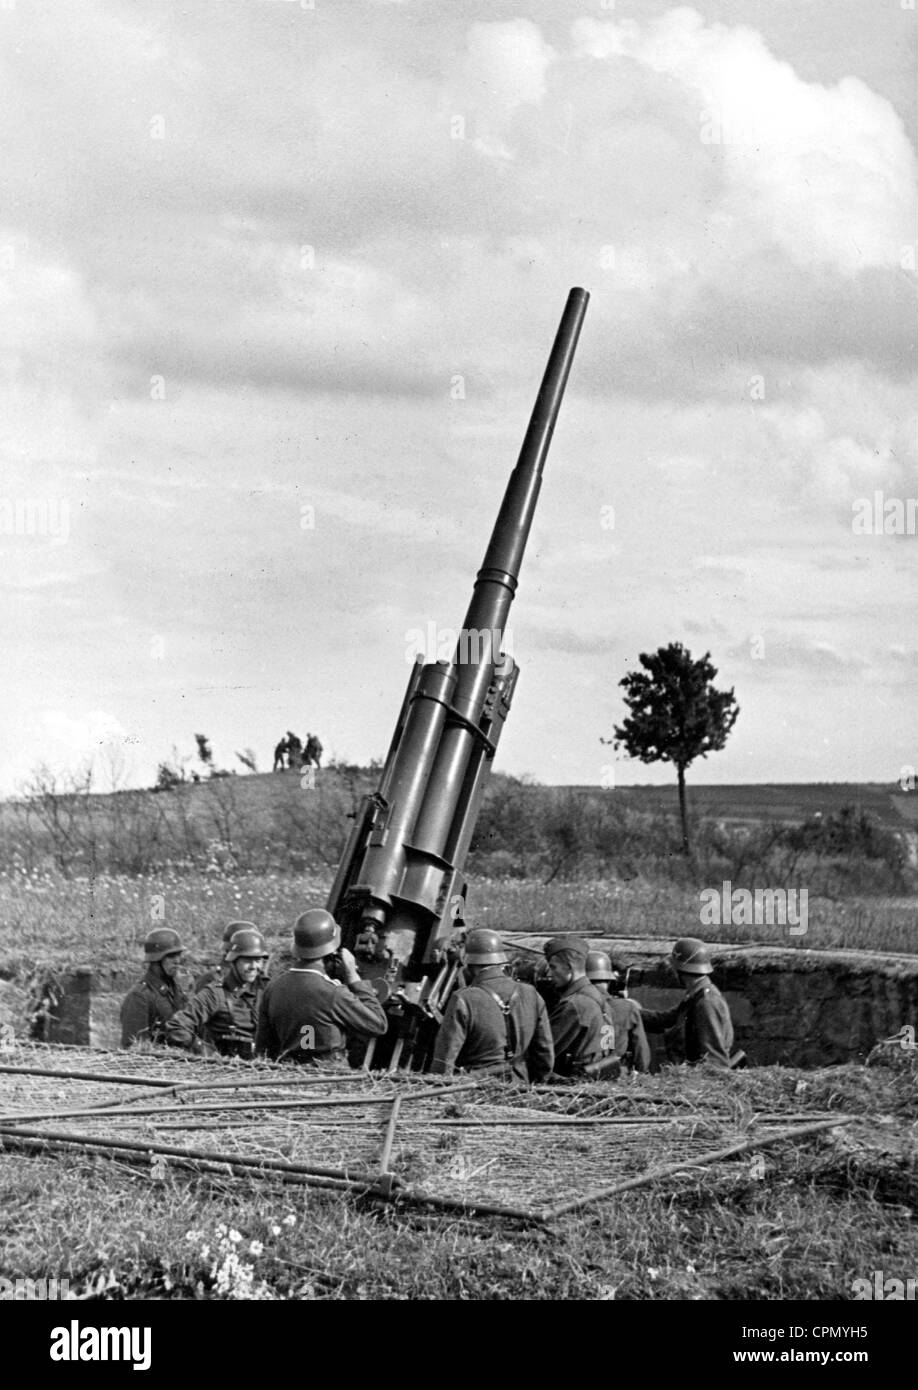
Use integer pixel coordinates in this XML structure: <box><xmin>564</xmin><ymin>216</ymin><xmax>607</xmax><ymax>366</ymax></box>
<box><xmin>120</xmin><ymin>970</ymin><xmax>187</xmax><ymax>1048</ymax></box>
<box><xmin>165</xmin><ymin>968</ymin><xmax>262</xmax><ymax>1058</ymax></box>
<box><xmin>431</xmin><ymin>968</ymin><xmax>554</xmax><ymax>1081</ymax></box>
<box><xmin>548</xmin><ymin>977</ymin><xmax>606</xmax><ymax>1077</ymax></box>
<box><xmin>640</xmin><ymin>977</ymin><xmax>735</xmax><ymax>1068</ymax></box>
<box><xmin>255</xmin><ymin>967</ymin><xmax>387</xmax><ymax>1065</ymax></box>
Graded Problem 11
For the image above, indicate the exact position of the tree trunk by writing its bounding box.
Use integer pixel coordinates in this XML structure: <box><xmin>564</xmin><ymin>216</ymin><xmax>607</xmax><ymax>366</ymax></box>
<box><xmin>676</xmin><ymin>763</ymin><xmax>690</xmax><ymax>856</ymax></box>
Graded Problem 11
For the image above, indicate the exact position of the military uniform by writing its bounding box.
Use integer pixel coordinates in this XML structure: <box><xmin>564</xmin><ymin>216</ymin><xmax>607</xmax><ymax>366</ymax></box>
<box><xmin>584</xmin><ymin>979</ymin><xmax>617</xmax><ymax>1054</ymax></box>
<box><xmin>255</xmin><ymin>967</ymin><xmax>387</xmax><ymax>1065</ymax></box>
<box><xmin>165</xmin><ymin>970</ymin><xmax>263</xmax><ymax>1058</ymax></box>
<box><xmin>548</xmin><ymin>977</ymin><xmax>606</xmax><ymax>1077</ymax></box>
<box><xmin>193</xmin><ymin>966</ymin><xmax>221</xmax><ymax>994</ymax></box>
<box><xmin>640</xmin><ymin>977</ymin><xmax>735</xmax><ymax>1068</ymax></box>
<box><xmin>120</xmin><ymin>970</ymin><xmax>187</xmax><ymax>1048</ymax></box>
<box><xmin>606</xmin><ymin>994</ymin><xmax>651</xmax><ymax>1072</ymax></box>
<box><xmin>431</xmin><ymin>968</ymin><xmax>554</xmax><ymax>1081</ymax></box>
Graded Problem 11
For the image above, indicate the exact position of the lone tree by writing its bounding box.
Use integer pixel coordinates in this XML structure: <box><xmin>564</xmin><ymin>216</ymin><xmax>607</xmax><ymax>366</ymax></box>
<box><xmin>610</xmin><ymin>643</ymin><xmax>739</xmax><ymax>856</ymax></box>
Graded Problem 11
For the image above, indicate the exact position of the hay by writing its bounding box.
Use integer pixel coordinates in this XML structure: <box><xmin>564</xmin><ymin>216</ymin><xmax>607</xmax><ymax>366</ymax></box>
<box><xmin>0</xmin><ymin>1042</ymin><xmax>858</xmax><ymax>1221</ymax></box>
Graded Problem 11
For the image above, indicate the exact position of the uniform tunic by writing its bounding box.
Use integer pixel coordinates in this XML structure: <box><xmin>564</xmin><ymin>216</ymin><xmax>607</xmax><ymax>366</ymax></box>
<box><xmin>584</xmin><ymin>980</ymin><xmax>617</xmax><ymax>1053</ymax></box>
<box><xmin>430</xmin><ymin>968</ymin><xmax>555</xmax><ymax>1081</ymax></box>
<box><xmin>548</xmin><ymin>977</ymin><xmax>606</xmax><ymax>1077</ymax></box>
<box><xmin>255</xmin><ymin>968</ymin><xmax>387</xmax><ymax>1065</ymax></box>
<box><xmin>606</xmin><ymin>995</ymin><xmax>651</xmax><ymax>1072</ymax></box>
<box><xmin>640</xmin><ymin>977</ymin><xmax>735</xmax><ymax>1068</ymax></box>
<box><xmin>120</xmin><ymin>970</ymin><xmax>187</xmax><ymax>1048</ymax></box>
<box><xmin>165</xmin><ymin>969</ymin><xmax>263</xmax><ymax>1058</ymax></box>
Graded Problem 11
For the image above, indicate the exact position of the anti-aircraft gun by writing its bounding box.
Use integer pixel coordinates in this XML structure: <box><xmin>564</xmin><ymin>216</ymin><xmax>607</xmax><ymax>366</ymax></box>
<box><xmin>328</xmin><ymin>287</ymin><xmax>589</xmax><ymax>1068</ymax></box>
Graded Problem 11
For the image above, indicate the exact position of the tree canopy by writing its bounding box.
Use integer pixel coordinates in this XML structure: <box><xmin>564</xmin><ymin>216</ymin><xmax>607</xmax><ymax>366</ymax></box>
<box><xmin>612</xmin><ymin>642</ymin><xmax>739</xmax><ymax>854</ymax></box>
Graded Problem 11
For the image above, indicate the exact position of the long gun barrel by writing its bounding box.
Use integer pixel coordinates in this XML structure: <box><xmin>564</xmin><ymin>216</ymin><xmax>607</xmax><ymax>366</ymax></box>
<box><xmin>328</xmin><ymin>288</ymin><xmax>589</xmax><ymax>1062</ymax></box>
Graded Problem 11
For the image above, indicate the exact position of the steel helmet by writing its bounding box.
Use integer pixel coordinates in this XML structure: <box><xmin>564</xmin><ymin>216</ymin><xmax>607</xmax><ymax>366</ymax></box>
<box><xmin>669</xmin><ymin>937</ymin><xmax>713</xmax><ymax>975</ymax></box>
<box><xmin>464</xmin><ymin>928</ymin><xmax>507</xmax><ymax>966</ymax></box>
<box><xmin>222</xmin><ymin>919</ymin><xmax>257</xmax><ymax>946</ymax></box>
<box><xmin>293</xmin><ymin>908</ymin><xmax>341</xmax><ymax>960</ymax></box>
<box><xmin>226</xmin><ymin>928</ymin><xmax>268</xmax><ymax>962</ymax></box>
<box><xmin>585</xmin><ymin>949</ymin><xmax>614</xmax><ymax>982</ymax></box>
<box><xmin>144</xmin><ymin>928</ymin><xmax>184</xmax><ymax>962</ymax></box>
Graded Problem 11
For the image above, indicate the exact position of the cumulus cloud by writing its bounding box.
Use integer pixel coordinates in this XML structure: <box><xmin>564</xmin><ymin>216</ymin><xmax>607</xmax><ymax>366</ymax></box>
<box><xmin>0</xmin><ymin>3</ymin><xmax>915</xmax><ymax>790</ymax></box>
<box><xmin>572</xmin><ymin>8</ymin><xmax>918</xmax><ymax>274</ymax></box>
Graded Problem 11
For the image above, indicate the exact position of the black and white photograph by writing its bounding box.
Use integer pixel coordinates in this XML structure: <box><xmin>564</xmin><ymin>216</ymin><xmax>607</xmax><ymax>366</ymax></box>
<box><xmin>0</xmin><ymin>0</ymin><xmax>916</xmax><ymax>1344</ymax></box>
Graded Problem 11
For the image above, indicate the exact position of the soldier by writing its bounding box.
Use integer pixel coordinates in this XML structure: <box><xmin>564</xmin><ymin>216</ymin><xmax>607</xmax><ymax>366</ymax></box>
<box><xmin>543</xmin><ymin>936</ymin><xmax>607</xmax><ymax>1078</ymax></box>
<box><xmin>431</xmin><ymin>929</ymin><xmax>554</xmax><ymax>1081</ymax></box>
<box><xmin>304</xmin><ymin>733</ymin><xmax>323</xmax><ymax>768</ymax></box>
<box><xmin>193</xmin><ymin>919</ymin><xmax>263</xmax><ymax>993</ymax></box>
<box><xmin>255</xmin><ymin>908</ymin><xmax>387</xmax><ymax>1066</ymax></box>
<box><xmin>165</xmin><ymin>927</ymin><xmax>269</xmax><ymax>1058</ymax></box>
<box><xmin>273</xmin><ymin>736</ymin><xmax>288</xmax><ymax>772</ymax></box>
<box><xmin>120</xmin><ymin>929</ymin><xmax>188</xmax><ymax>1048</ymax></box>
<box><xmin>285</xmin><ymin>731</ymin><xmax>303</xmax><ymax>768</ymax></box>
<box><xmin>586</xmin><ymin>950</ymin><xmax>651</xmax><ymax>1073</ymax></box>
<box><xmin>639</xmin><ymin>938</ymin><xmax>739</xmax><ymax>1070</ymax></box>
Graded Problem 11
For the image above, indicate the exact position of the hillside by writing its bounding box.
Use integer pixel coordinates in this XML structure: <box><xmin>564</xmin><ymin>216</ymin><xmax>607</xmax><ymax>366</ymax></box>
<box><xmin>7</xmin><ymin>767</ymin><xmax>913</xmax><ymax>831</ymax></box>
<box><xmin>2</xmin><ymin>769</ymin><xmax>913</xmax><ymax>892</ymax></box>
<box><xmin>583</xmin><ymin>781</ymin><xmax>911</xmax><ymax>830</ymax></box>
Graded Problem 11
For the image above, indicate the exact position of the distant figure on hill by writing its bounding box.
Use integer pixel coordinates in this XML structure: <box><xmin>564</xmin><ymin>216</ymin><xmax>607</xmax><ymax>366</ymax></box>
<box><xmin>303</xmin><ymin>732</ymin><xmax>323</xmax><ymax>768</ymax></box>
<box><xmin>286</xmin><ymin>731</ymin><xmax>303</xmax><ymax>767</ymax></box>
<box><xmin>273</xmin><ymin>737</ymin><xmax>288</xmax><ymax>772</ymax></box>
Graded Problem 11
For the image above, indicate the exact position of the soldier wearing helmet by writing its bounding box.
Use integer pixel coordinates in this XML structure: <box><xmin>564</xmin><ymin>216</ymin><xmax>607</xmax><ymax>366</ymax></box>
<box><xmin>431</xmin><ymin>929</ymin><xmax>554</xmax><ymax>1082</ymax></box>
<box><xmin>585</xmin><ymin>950</ymin><xmax>651</xmax><ymax>1073</ymax></box>
<box><xmin>165</xmin><ymin>927</ymin><xmax>269</xmax><ymax>1059</ymax></box>
<box><xmin>542</xmin><ymin>936</ymin><xmax>608</xmax><ymax>1078</ymax></box>
<box><xmin>120</xmin><ymin>929</ymin><xmax>188</xmax><ymax>1048</ymax></box>
<box><xmin>193</xmin><ymin>920</ymin><xmax>264</xmax><ymax>994</ymax></box>
<box><xmin>255</xmin><ymin>908</ymin><xmax>387</xmax><ymax>1066</ymax></box>
<box><xmin>639</xmin><ymin>937</ymin><xmax>738</xmax><ymax>1069</ymax></box>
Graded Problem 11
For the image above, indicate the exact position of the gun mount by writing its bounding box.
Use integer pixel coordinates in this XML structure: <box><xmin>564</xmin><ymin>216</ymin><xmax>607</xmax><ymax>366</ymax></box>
<box><xmin>328</xmin><ymin>287</ymin><xmax>589</xmax><ymax>1067</ymax></box>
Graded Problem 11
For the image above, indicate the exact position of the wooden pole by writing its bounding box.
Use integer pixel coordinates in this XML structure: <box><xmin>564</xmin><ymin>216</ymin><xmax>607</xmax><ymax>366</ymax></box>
<box><xmin>542</xmin><ymin>1116</ymin><xmax>853</xmax><ymax>1220</ymax></box>
<box><xmin>0</xmin><ymin>1079</ymin><xmax>478</xmax><ymax>1127</ymax></box>
<box><xmin>379</xmin><ymin>1095</ymin><xmax>402</xmax><ymax>1174</ymax></box>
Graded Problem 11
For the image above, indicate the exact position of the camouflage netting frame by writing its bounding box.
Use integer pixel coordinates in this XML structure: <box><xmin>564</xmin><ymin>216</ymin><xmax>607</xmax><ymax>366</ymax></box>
<box><xmin>0</xmin><ymin>1043</ymin><xmax>857</xmax><ymax>1222</ymax></box>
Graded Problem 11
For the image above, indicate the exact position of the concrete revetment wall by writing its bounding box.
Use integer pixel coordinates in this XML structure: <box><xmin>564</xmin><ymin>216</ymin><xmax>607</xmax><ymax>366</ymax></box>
<box><xmin>11</xmin><ymin>940</ymin><xmax>918</xmax><ymax>1066</ymax></box>
<box><xmin>511</xmin><ymin>937</ymin><xmax>918</xmax><ymax>1068</ymax></box>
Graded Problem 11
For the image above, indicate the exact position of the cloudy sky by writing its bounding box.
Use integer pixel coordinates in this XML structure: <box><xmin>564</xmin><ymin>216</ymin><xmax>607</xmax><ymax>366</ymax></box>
<box><xmin>2</xmin><ymin>0</ymin><xmax>916</xmax><ymax>794</ymax></box>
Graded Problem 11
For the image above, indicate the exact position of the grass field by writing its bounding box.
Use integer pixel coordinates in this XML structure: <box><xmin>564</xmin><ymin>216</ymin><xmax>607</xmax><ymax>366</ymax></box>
<box><xmin>0</xmin><ymin>1060</ymin><xmax>915</xmax><ymax>1301</ymax></box>
<box><xmin>577</xmin><ymin>781</ymin><xmax>913</xmax><ymax>830</ymax></box>
<box><xmin>0</xmin><ymin>857</ymin><xmax>915</xmax><ymax>1304</ymax></box>
<box><xmin>0</xmin><ymin>868</ymin><xmax>916</xmax><ymax>977</ymax></box>
<box><xmin>0</xmin><ymin>775</ymin><xmax>914</xmax><ymax>1304</ymax></box>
